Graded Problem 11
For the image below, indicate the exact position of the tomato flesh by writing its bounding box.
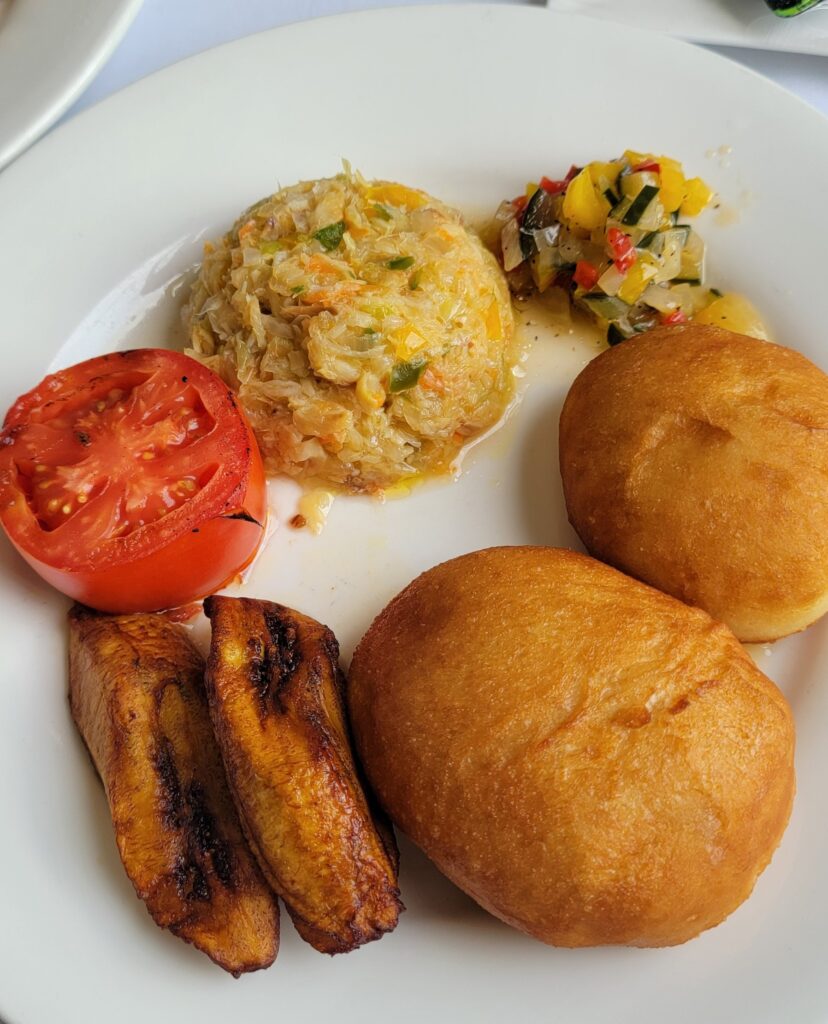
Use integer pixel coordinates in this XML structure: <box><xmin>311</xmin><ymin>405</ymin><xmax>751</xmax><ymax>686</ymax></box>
<box><xmin>0</xmin><ymin>349</ymin><xmax>267</xmax><ymax>612</ymax></box>
<box><xmin>16</xmin><ymin>371</ymin><xmax>214</xmax><ymax>534</ymax></box>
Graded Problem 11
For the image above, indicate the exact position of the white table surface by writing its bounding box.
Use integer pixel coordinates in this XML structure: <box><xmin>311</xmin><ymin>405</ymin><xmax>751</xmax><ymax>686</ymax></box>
<box><xmin>61</xmin><ymin>0</ymin><xmax>828</xmax><ymax>128</ymax></box>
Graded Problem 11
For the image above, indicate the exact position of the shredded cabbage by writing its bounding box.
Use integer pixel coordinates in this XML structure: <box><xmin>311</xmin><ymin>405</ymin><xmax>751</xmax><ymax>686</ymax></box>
<box><xmin>185</xmin><ymin>171</ymin><xmax>516</xmax><ymax>493</ymax></box>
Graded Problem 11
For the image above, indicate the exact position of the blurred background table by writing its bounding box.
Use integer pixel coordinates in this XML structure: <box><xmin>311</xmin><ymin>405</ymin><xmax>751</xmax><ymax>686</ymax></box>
<box><xmin>63</xmin><ymin>0</ymin><xmax>828</xmax><ymax>125</ymax></box>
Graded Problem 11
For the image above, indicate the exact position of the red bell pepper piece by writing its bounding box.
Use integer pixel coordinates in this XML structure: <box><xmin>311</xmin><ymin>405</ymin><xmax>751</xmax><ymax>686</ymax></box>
<box><xmin>632</xmin><ymin>160</ymin><xmax>661</xmax><ymax>174</ymax></box>
<box><xmin>606</xmin><ymin>227</ymin><xmax>636</xmax><ymax>274</ymax></box>
<box><xmin>662</xmin><ymin>309</ymin><xmax>688</xmax><ymax>325</ymax></box>
<box><xmin>539</xmin><ymin>176</ymin><xmax>567</xmax><ymax>195</ymax></box>
<box><xmin>538</xmin><ymin>166</ymin><xmax>581</xmax><ymax>195</ymax></box>
<box><xmin>616</xmin><ymin>252</ymin><xmax>636</xmax><ymax>273</ymax></box>
<box><xmin>574</xmin><ymin>261</ymin><xmax>600</xmax><ymax>290</ymax></box>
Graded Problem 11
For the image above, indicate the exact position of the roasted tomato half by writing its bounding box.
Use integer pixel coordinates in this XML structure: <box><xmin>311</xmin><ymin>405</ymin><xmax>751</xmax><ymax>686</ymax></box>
<box><xmin>0</xmin><ymin>349</ymin><xmax>267</xmax><ymax>612</ymax></box>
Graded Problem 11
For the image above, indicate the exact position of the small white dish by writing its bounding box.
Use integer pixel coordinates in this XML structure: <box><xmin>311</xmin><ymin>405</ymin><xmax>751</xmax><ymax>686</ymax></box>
<box><xmin>547</xmin><ymin>0</ymin><xmax>828</xmax><ymax>55</ymax></box>
<box><xmin>0</xmin><ymin>0</ymin><xmax>143</xmax><ymax>171</ymax></box>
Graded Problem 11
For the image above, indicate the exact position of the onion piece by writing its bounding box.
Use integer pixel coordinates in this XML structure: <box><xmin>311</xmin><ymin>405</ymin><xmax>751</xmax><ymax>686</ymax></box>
<box><xmin>494</xmin><ymin>199</ymin><xmax>519</xmax><ymax>223</ymax></box>
<box><xmin>532</xmin><ymin>223</ymin><xmax>561</xmax><ymax>251</ymax></box>
<box><xmin>621</xmin><ymin>171</ymin><xmax>660</xmax><ymax>198</ymax></box>
<box><xmin>597</xmin><ymin>263</ymin><xmax>626</xmax><ymax>297</ymax></box>
<box><xmin>653</xmin><ymin>235</ymin><xmax>682</xmax><ymax>283</ymax></box>
<box><xmin>558</xmin><ymin>227</ymin><xmax>604</xmax><ymax>267</ymax></box>
<box><xmin>671</xmin><ymin>283</ymin><xmax>712</xmax><ymax>315</ymax></box>
<box><xmin>641</xmin><ymin>283</ymin><xmax>680</xmax><ymax>313</ymax></box>
<box><xmin>501</xmin><ymin>217</ymin><xmax>525</xmax><ymax>272</ymax></box>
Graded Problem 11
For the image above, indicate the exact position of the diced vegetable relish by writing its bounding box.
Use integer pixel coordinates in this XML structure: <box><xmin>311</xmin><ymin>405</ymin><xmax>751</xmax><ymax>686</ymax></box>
<box><xmin>490</xmin><ymin>150</ymin><xmax>765</xmax><ymax>344</ymax></box>
<box><xmin>186</xmin><ymin>169</ymin><xmax>516</xmax><ymax>493</ymax></box>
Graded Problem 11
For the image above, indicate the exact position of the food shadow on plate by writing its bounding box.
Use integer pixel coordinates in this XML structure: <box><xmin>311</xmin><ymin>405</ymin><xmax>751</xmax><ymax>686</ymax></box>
<box><xmin>65</xmin><ymin>725</ymin><xmax>227</xmax><ymax>977</ymax></box>
<box><xmin>393</xmin><ymin>825</ymin><xmax>669</xmax><ymax>957</ymax></box>
<box><xmin>0</xmin><ymin>534</ymin><xmax>59</xmax><ymax>603</ymax></box>
<box><xmin>518</xmin><ymin>395</ymin><xmax>584</xmax><ymax>552</ymax></box>
<box><xmin>394</xmin><ymin>833</ymin><xmax>517</xmax><ymax>938</ymax></box>
<box><xmin>764</xmin><ymin>620</ymin><xmax>828</xmax><ymax>711</ymax></box>
<box><xmin>69</xmin><ymin>735</ymin><xmax>508</xmax><ymax>968</ymax></box>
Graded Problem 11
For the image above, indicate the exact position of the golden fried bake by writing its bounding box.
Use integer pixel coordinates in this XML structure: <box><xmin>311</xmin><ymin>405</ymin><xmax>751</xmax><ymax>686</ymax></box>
<box><xmin>559</xmin><ymin>323</ymin><xmax>828</xmax><ymax>642</ymax></box>
<box><xmin>68</xmin><ymin>606</ymin><xmax>279</xmax><ymax>976</ymax></box>
<box><xmin>348</xmin><ymin>547</ymin><xmax>795</xmax><ymax>948</ymax></box>
<box><xmin>204</xmin><ymin>596</ymin><xmax>402</xmax><ymax>954</ymax></box>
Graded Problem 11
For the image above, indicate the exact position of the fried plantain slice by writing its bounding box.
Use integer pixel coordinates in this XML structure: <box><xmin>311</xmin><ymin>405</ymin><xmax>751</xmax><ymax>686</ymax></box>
<box><xmin>203</xmin><ymin>595</ymin><xmax>403</xmax><ymax>954</ymax></box>
<box><xmin>68</xmin><ymin>605</ymin><xmax>279</xmax><ymax>975</ymax></box>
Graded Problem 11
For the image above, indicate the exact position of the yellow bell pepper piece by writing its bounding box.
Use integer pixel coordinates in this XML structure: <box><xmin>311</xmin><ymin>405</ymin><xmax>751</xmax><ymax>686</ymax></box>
<box><xmin>364</xmin><ymin>183</ymin><xmax>426</xmax><ymax>210</ymax></box>
<box><xmin>363</xmin><ymin>304</ymin><xmax>393</xmax><ymax>319</ymax></box>
<box><xmin>623</xmin><ymin>149</ymin><xmax>650</xmax><ymax>167</ymax></box>
<box><xmin>484</xmin><ymin>297</ymin><xmax>503</xmax><ymax>340</ymax></box>
<box><xmin>655</xmin><ymin>157</ymin><xmax>686</xmax><ymax>213</ymax></box>
<box><xmin>562</xmin><ymin>169</ymin><xmax>610</xmax><ymax>232</ymax></box>
<box><xmin>617</xmin><ymin>259</ymin><xmax>658</xmax><ymax>305</ymax></box>
<box><xmin>393</xmin><ymin>327</ymin><xmax>428</xmax><ymax>360</ymax></box>
<box><xmin>694</xmin><ymin>293</ymin><xmax>770</xmax><ymax>340</ymax></box>
<box><xmin>587</xmin><ymin>160</ymin><xmax>625</xmax><ymax>193</ymax></box>
<box><xmin>525</xmin><ymin>182</ymin><xmax>538</xmax><ymax>198</ymax></box>
<box><xmin>680</xmin><ymin>177</ymin><xmax>715</xmax><ymax>217</ymax></box>
<box><xmin>620</xmin><ymin>151</ymin><xmax>687</xmax><ymax>213</ymax></box>
<box><xmin>622</xmin><ymin>151</ymin><xmax>685</xmax><ymax>212</ymax></box>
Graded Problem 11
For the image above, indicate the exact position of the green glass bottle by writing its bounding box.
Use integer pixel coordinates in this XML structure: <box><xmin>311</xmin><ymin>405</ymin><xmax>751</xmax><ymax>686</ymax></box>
<box><xmin>765</xmin><ymin>0</ymin><xmax>823</xmax><ymax>16</ymax></box>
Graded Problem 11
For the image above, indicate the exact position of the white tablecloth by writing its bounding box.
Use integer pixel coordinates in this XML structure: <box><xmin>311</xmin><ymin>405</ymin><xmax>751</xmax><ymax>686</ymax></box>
<box><xmin>65</xmin><ymin>0</ymin><xmax>828</xmax><ymax>123</ymax></box>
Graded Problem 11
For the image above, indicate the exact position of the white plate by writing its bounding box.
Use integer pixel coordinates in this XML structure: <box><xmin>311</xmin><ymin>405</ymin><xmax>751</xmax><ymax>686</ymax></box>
<box><xmin>0</xmin><ymin>0</ymin><xmax>143</xmax><ymax>170</ymax></box>
<box><xmin>1</xmin><ymin>6</ymin><xmax>827</xmax><ymax>1023</ymax></box>
<box><xmin>547</xmin><ymin>0</ymin><xmax>828</xmax><ymax>56</ymax></box>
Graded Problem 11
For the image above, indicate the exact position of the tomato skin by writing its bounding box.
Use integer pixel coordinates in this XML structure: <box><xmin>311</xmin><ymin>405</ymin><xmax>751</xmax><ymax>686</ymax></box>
<box><xmin>5</xmin><ymin>444</ymin><xmax>266</xmax><ymax>612</ymax></box>
<box><xmin>0</xmin><ymin>349</ymin><xmax>268</xmax><ymax>613</ymax></box>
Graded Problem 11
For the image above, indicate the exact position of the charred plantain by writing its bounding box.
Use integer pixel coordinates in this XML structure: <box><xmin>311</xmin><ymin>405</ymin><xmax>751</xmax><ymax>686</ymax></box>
<box><xmin>68</xmin><ymin>606</ymin><xmax>279</xmax><ymax>975</ymax></box>
<box><xmin>203</xmin><ymin>595</ymin><xmax>403</xmax><ymax>954</ymax></box>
